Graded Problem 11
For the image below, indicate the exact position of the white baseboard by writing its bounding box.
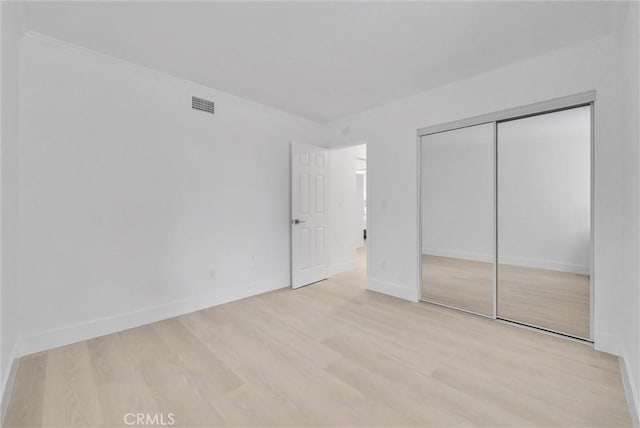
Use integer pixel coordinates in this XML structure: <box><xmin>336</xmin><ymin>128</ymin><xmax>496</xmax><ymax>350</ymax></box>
<box><xmin>422</xmin><ymin>248</ymin><xmax>589</xmax><ymax>274</ymax></box>
<box><xmin>18</xmin><ymin>277</ymin><xmax>288</xmax><ymax>357</ymax></box>
<box><xmin>368</xmin><ymin>278</ymin><xmax>419</xmax><ymax>302</ymax></box>
<box><xmin>594</xmin><ymin>331</ymin><xmax>621</xmax><ymax>356</ymax></box>
<box><xmin>597</xmin><ymin>333</ymin><xmax>638</xmax><ymax>427</ymax></box>
<box><xmin>619</xmin><ymin>356</ymin><xmax>640</xmax><ymax>427</ymax></box>
<box><xmin>329</xmin><ymin>260</ymin><xmax>356</xmax><ymax>276</ymax></box>
<box><xmin>0</xmin><ymin>355</ymin><xmax>20</xmax><ymax>424</ymax></box>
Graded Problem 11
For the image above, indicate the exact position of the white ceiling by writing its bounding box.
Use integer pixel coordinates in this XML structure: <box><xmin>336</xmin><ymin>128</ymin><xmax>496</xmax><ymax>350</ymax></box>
<box><xmin>23</xmin><ymin>1</ymin><xmax>624</xmax><ymax>122</ymax></box>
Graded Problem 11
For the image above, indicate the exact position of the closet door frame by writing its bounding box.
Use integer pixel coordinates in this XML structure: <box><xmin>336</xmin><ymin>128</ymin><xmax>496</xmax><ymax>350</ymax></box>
<box><xmin>416</xmin><ymin>90</ymin><xmax>595</xmax><ymax>340</ymax></box>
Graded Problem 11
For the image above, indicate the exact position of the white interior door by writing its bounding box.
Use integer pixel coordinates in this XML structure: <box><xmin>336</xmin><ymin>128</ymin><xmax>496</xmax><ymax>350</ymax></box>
<box><xmin>291</xmin><ymin>143</ymin><xmax>329</xmax><ymax>288</ymax></box>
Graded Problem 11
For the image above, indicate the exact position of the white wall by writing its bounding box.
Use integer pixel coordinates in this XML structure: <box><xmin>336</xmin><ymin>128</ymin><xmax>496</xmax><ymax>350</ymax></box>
<box><xmin>328</xmin><ymin>144</ymin><xmax>364</xmax><ymax>274</ymax></box>
<box><xmin>421</xmin><ymin>123</ymin><xmax>494</xmax><ymax>263</ymax></box>
<box><xmin>326</xmin><ymin>32</ymin><xmax>632</xmax><ymax>355</ymax></box>
<box><xmin>618</xmin><ymin>1</ymin><xmax>640</xmax><ymax>421</ymax></box>
<box><xmin>15</xmin><ymin>33</ymin><xmax>327</xmax><ymax>356</ymax></box>
<box><xmin>498</xmin><ymin>106</ymin><xmax>591</xmax><ymax>274</ymax></box>
<box><xmin>0</xmin><ymin>0</ymin><xmax>22</xmax><ymax>405</ymax></box>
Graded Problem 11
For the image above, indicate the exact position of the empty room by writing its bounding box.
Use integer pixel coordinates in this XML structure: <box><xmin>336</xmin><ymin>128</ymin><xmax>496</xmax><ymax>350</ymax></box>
<box><xmin>0</xmin><ymin>1</ymin><xmax>639</xmax><ymax>427</ymax></box>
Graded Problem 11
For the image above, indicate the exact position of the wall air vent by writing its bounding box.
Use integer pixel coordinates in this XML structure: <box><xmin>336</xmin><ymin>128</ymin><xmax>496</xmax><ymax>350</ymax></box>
<box><xmin>192</xmin><ymin>96</ymin><xmax>215</xmax><ymax>114</ymax></box>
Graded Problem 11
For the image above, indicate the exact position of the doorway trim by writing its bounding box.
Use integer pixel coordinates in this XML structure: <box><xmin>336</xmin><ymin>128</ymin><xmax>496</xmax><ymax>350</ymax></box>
<box><xmin>416</xmin><ymin>90</ymin><xmax>596</xmax><ymax>341</ymax></box>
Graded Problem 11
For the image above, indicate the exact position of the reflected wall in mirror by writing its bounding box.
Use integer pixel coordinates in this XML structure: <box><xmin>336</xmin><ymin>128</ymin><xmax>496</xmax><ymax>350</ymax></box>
<box><xmin>497</xmin><ymin>105</ymin><xmax>591</xmax><ymax>339</ymax></box>
<box><xmin>421</xmin><ymin>123</ymin><xmax>495</xmax><ymax>317</ymax></box>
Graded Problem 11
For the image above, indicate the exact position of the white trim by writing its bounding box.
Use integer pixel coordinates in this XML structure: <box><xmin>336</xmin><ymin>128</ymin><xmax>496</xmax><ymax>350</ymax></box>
<box><xmin>17</xmin><ymin>278</ymin><xmax>288</xmax><ymax>357</ymax></box>
<box><xmin>0</xmin><ymin>354</ymin><xmax>19</xmax><ymax>424</ymax></box>
<box><xmin>416</xmin><ymin>135</ymin><xmax>423</xmax><ymax>301</ymax></box>
<box><xmin>329</xmin><ymin>261</ymin><xmax>356</xmax><ymax>276</ymax></box>
<box><xmin>619</xmin><ymin>356</ymin><xmax>640</xmax><ymax>427</ymax></box>
<box><xmin>594</xmin><ymin>331</ymin><xmax>621</xmax><ymax>356</ymax></box>
<box><xmin>368</xmin><ymin>278</ymin><xmax>419</xmax><ymax>302</ymax></box>
<box><xmin>492</xmin><ymin>121</ymin><xmax>498</xmax><ymax>319</ymax></box>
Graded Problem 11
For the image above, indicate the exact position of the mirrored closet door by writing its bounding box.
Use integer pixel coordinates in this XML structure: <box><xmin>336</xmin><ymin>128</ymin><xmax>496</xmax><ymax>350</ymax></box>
<box><xmin>419</xmin><ymin>98</ymin><xmax>593</xmax><ymax>341</ymax></box>
<box><xmin>420</xmin><ymin>123</ymin><xmax>495</xmax><ymax>317</ymax></box>
<box><xmin>497</xmin><ymin>106</ymin><xmax>592</xmax><ymax>339</ymax></box>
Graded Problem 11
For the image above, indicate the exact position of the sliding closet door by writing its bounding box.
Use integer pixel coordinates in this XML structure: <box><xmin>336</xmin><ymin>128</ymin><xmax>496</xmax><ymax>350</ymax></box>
<box><xmin>421</xmin><ymin>123</ymin><xmax>495</xmax><ymax>317</ymax></box>
<box><xmin>497</xmin><ymin>105</ymin><xmax>591</xmax><ymax>339</ymax></box>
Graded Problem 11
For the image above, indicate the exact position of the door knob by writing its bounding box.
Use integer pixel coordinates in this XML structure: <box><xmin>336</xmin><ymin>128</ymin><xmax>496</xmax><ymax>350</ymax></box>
<box><xmin>293</xmin><ymin>219</ymin><xmax>306</xmax><ymax>225</ymax></box>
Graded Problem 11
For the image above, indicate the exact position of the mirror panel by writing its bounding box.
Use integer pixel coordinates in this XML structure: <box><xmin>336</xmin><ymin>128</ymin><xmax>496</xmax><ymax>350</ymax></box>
<box><xmin>497</xmin><ymin>106</ymin><xmax>591</xmax><ymax>339</ymax></box>
<box><xmin>421</xmin><ymin>123</ymin><xmax>495</xmax><ymax>317</ymax></box>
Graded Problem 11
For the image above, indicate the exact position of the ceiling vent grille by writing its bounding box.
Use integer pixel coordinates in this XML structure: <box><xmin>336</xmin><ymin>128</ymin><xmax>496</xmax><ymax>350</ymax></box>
<box><xmin>192</xmin><ymin>96</ymin><xmax>215</xmax><ymax>114</ymax></box>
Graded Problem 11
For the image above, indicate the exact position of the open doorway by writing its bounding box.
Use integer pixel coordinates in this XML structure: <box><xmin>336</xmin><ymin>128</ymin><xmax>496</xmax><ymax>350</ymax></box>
<box><xmin>355</xmin><ymin>152</ymin><xmax>367</xmax><ymax>276</ymax></box>
<box><xmin>289</xmin><ymin>142</ymin><xmax>367</xmax><ymax>289</ymax></box>
<box><xmin>328</xmin><ymin>144</ymin><xmax>367</xmax><ymax>284</ymax></box>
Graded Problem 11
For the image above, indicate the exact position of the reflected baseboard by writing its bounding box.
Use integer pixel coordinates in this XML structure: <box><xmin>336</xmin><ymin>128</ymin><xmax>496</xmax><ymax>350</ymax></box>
<box><xmin>421</xmin><ymin>249</ymin><xmax>589</xmax><ymax>275</ymax></box>
<box><xmin>422</xmin><ymin>248</ymin><xmax>493</xmax><ymax>263</ymax></box>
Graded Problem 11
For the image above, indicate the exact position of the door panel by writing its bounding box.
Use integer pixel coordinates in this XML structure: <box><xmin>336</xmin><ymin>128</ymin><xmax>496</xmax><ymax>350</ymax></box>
<box><xmin>420</xmin><ymin>123</ymin><xmax>495</xmax><ymax>317</ymax></box>
<box><xmin>497</xmin><ymin>105</ymin><xmax>591</xmax><ymax>339</ymax></box>
<box><xmin>291</xmin><ymin>144</ymin><xmax>329</xmax><ymax>288</ymax></box>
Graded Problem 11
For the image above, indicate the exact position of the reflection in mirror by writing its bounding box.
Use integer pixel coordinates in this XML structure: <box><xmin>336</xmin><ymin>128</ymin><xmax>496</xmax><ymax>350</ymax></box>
<box><xmin>421</xmin><ymin>123</ymin><xmax>494</xmax><ymax>317</ymax></box>
<box><xmin>497</xmin><ymin>105</ymin><xmax>591</xmax><ymax>339</ymax></box>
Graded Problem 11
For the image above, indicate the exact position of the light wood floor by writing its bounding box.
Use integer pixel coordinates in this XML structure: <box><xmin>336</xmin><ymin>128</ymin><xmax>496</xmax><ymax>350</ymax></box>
<box><xmin>5</xmin><ymin>249</ymin><xmax>629</xmax><ymax>427</ymax></box>
<box><xmin>422</xmin><ymin>255</ymin><xmax>590</xmax><ymax>338</ymax></box>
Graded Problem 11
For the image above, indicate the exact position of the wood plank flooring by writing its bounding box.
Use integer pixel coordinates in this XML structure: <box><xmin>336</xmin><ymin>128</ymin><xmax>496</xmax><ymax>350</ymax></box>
<box><xmin>5</xmin><ymin>249</ymin><xmax>630</xmax><ymax>427</ymax></box>
<box><xmin>422</xmin><ymin>255</ymin><xmax>590</xmax><ymax>338</ymax></box>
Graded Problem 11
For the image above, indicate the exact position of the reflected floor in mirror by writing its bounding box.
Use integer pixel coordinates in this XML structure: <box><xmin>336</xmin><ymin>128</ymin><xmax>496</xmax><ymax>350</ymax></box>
<box><xmin>421</xmin><ymin>255</ymin><xmax>494</xmax><ymax>316</ymax></box>
<box><xmin>421</xmin><ymin>255</ymin><xmax>590</xmax><ymax>339</ymax></box>
<box><xmin>498</xmin><ymin>263</ymin><xmax>590</xmax><ymax>339</ymax></box>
